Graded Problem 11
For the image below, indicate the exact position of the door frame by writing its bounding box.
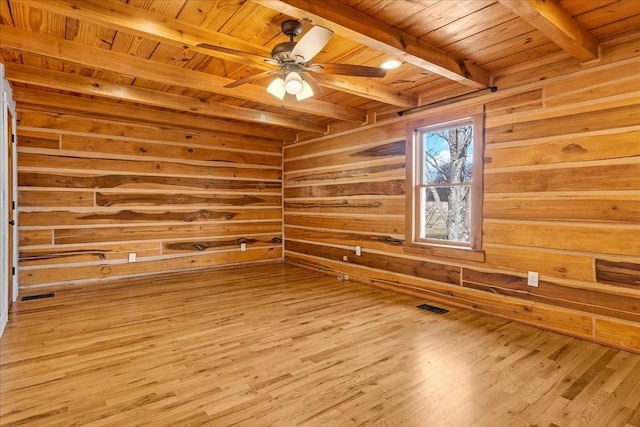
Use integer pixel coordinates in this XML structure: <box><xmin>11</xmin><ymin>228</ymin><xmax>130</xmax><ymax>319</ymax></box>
<box><xmin>0</xmin><ymin>63</ymin><xmax>18</xmax><ymax>337</ymax></box>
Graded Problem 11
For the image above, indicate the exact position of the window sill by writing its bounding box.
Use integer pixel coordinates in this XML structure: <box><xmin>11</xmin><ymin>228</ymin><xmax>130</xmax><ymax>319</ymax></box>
<box><xmin>403</xmin><ymin>243</ymin><xmax>485</xmax><ymax>263</ymax></box>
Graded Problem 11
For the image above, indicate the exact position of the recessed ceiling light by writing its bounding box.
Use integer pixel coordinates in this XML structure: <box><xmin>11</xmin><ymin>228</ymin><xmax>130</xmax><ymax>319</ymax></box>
<box><xmin>380</xmin><ymin>59</ymin><xmax>402</xmax><ymax>70</ymax></box>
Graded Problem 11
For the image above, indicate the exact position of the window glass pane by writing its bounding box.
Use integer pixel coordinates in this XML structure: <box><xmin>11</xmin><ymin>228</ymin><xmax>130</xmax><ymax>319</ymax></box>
<box><xmin>421</xmin><ymin>123</ymin><xmax>473</xmax><ymax>185</ymax></box>
<box><xmin>421</xmin><ymin>187</ymin><xmax>448</xmax><ymax>240</ymax></box>
<box><xmin>421</xmin><ymin>185</ymin><xmax>471</xmax><ymax>243</ymax></box>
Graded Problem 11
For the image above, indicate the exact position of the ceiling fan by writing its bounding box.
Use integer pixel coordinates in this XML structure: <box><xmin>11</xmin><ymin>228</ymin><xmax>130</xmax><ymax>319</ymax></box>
<box><xmin>197</xmin><ymin>20</ymin><xmax>387</xmax><ymax>101</ymax></box>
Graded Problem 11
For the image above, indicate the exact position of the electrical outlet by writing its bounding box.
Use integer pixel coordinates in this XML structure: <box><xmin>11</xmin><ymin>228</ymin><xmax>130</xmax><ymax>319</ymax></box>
<box><xmin>355</xmin><ymin>245</ymin><xmax>362</xmax><ymax>256</ymax></box>
<box><xmin>128</xmin><ymin>253</ymin><xmax>136</xmax><ymax>263</ymax></box>
<box><xmin>240</xmin><ymin>242</ymin><xmax>246</xmax><ymax>252</ymax></box>
<box><xmin>527</xmin><ymin>271</ymin><xmax>539</xmax><ymax>287</ymax></box>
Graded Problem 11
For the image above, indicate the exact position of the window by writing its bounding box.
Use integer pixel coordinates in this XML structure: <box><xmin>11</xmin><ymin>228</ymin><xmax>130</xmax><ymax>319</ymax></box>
<box><xmin>406</xmin><ymin>107</ymin><xmax>484</xmax><ymax>253</ymax></box>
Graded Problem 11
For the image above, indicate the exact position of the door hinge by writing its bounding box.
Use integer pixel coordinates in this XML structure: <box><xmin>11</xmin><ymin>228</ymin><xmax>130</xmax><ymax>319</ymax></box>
<box><xmin>11</xmin><ymin>134</ymin><xmax>15</xmax><ymax>143</ymax></box>
<box><xmin>12</xmin><ymin>201</ymin><xmax>16</xmax><ymax>210</ymax></box>
<box><xmin>12</xmin><ymin>267</ymin><xmax>16</xmax><ymax>276</ymax></box>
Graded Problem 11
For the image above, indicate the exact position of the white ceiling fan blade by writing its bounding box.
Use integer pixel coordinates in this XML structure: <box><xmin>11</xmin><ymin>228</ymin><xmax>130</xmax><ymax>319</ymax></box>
<box><xmin>291</xmin><ymin>26</ymin><xmax>334</xmax><ymax>63</ymax></box>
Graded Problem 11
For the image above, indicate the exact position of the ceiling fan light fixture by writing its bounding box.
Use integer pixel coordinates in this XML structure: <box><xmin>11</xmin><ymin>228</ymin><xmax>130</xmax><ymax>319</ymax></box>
<box><xmin>296</xmin><ymin>80</ymin><xmax>314</xmax><ymax>101</ymax></box>
<box><xmin>284</xmin><ymin>71</ymin><xmax>304</xmax><ymax>95</ymax></box>
<box><xmin>266</xmin><ymin>77</ymin><xmax>286</xmax><ymax>99</ymax></box>
<box><xmin>200</xmin><ymin>20</ymin><xmax>387</xmax><ymax>101</ymax></box>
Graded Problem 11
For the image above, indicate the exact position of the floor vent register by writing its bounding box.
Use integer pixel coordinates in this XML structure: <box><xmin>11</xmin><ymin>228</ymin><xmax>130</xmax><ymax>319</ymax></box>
<box><xmin>21</xmin><ymin>293</ymin><xmax>55</xmax><ymax>301</ymax></box>
<box><xmin>417</xmin><ymin>303</ymin><xmax>449</xmax><ymax>314</ymax></box>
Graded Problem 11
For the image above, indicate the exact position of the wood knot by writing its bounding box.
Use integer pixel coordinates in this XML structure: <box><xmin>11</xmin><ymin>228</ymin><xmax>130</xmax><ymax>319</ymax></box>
<box><xmin>562</xmin><ymin>143</ymin><xmax>587</xmax><ymax>154</ymax></box>
<box><xmin>383</xmin><ymin>236</ymin><xmax>403</xmax><ymax>245</ymax></box>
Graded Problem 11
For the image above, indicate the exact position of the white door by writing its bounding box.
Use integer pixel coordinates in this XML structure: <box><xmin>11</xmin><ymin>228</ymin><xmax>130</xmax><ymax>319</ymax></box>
<box><xmin>0</xmin><ymin>63</ymin><xmax>17</xmax><ymax>337</ymax></box>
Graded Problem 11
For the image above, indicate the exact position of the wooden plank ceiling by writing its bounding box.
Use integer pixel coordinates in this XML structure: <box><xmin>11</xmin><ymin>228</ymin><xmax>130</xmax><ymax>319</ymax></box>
<box><xmin>1</xmin><ymin>0</ymin><xmax>638</xmax><ymax>142</ymax></box>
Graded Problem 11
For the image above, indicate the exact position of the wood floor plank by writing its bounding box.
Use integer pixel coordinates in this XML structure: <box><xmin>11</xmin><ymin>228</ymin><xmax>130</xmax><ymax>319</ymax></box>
<box><xmin>1</xmin><ymin>263</ymin><xmax>639</xmax><ymax>426</ymax></box>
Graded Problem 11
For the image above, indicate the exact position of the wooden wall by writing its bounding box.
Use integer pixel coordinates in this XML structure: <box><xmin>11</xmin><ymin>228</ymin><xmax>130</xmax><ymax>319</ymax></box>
<box><xmin>283</xmin><ymin>37</ymin><xmax>640</xmax><ymax>352</ymax></box>
<box><xmin>17</xmin><ymin>107</ymin><xmax>283</xmax><ymax>287</ymax></box>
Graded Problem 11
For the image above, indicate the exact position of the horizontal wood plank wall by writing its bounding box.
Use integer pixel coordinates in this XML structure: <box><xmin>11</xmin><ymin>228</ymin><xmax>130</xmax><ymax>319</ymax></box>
<box><xmin>17</xmin><ymin>109</ymin><xmax>283</xmax><ymax>287</ymax></box>
<box><xmin>283</xmin><ymin>38</ymin><xmax>640</xmax><ymax>353</ymax></box>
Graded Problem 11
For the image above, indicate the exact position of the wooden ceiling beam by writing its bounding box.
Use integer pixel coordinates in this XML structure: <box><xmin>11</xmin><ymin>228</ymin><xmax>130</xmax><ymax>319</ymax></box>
<box><xmin>253</xmin><ymin>0</ymin><xmax>491</xmax><ymax>88</ymax></box>
<box><xmin>12</xmin><ymin>88</ymin><xmax>295</xmax><ymax>141</ymax></box>
<box><xmin>15</xmin><ymin>0</ymin><xmax>412</xmax><ymax>107</ymax></box>
<box><xmin>498</xmin><ymin>0</ymin><xmax>599</xmax><ymax>62</ymax></box>
<box><xmin>4</xmin><ymin>63</ymin><xmax>326</xmax><ymax>133</ymax></box>
<box><xmin>0</xmin><ymin>26</ymin><xmax>365</xmax><ymax>123</ymax></box>
<box><xmin>314</xmin><ymin>75</ymin><xmax>417</xmax><ymax>108</ymax></box>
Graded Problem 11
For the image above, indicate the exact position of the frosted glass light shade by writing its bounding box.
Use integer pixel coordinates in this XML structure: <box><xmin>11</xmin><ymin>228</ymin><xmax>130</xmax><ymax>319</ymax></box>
<box><xmin>284</xmin><ymin>71</ymin><xmax>303</xmax><ymax>95</ymax></box>
<box><xmin>296</xmin><ymin>80</ymin><xmax>314</xmax><ymax>101</ymax></box>
<box><xmin>267</xmin><ymin>74</ymin><xmax>314</xmax><ymax>101</ymax></box>
<box><xmin>266</xmin><ymin>77</ymin><xmax>286</xmax><ymax>99</ymax></box>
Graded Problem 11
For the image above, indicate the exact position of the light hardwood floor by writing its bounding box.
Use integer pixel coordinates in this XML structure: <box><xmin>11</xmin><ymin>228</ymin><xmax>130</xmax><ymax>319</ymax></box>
<box><xmin>1</xmin><ymin>263</ymin><xmax>639</xmax><ymax>426</ymax></box>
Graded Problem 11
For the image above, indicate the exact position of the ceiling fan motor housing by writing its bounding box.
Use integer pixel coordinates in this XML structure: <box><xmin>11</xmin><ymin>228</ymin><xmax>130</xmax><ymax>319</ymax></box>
<box><xmin>271</xmin><ymin>41</ymin><xmax>297</xmax><ymax>62</ymax></box>
<box><xmin>271</xmin><ymin>20</ymin><xmax>303</xmax><ymax>62</ymax></box>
